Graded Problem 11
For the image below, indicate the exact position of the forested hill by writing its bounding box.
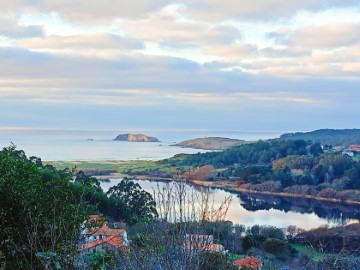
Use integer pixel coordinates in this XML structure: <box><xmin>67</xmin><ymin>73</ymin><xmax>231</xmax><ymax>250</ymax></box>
<box><xmin>280</xmin><ymin>129</ymin><xmax>360</xmax><ymax>146</ymax></box>
<box><xmin>165</xmin><ymin>139</ymin><xmax>323</xmax><ymax>168</ymax></box>
<box><xmin>163</xmin><ymin>139</ymin><xmax>360</xmax><ymax>200</ymax></box>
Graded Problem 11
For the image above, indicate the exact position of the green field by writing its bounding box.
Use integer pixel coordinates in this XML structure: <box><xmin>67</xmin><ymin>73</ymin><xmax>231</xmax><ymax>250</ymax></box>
<box><xmin>292</xmin><ymin>244</ymin><xmax>326</xmax><ymax>262</ymax></box>
<box><xmin>45</xmin><ymin>160</ymin><xmax>170</xmax><ymax>173</ymax></box>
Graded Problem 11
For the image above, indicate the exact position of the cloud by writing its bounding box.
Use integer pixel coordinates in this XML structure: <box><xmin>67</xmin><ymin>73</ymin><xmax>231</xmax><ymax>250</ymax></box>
<box><xmin>204</xmin><ymin>43</ymin><xmax>258</xmax><ymax>63</ymax></box>
<box><xmin>0</xmin><ymin>0</ymin><xmax>169</xmax><ymax>22</ymax></box>
<box><xmin>183</xmin><ymin>0</ymin><xmax>360</xmax><ymax>22</ymax></box>
<box><xmin>1</xmin><ymin>2</ymin><xmax>360</xmax><ymax>131</ymax></box>
<box><xmin>17</xmin><ymin>33</ymin><xmax>144</xmax><ymax>58</ymax></box>
<box><xmin>288</xmin><ymin>23</ymin><xmax>360</xmax><ymax>49</ymax></box>
<box><xmin>0</xmin><ymin>17</ymin><xmax>43</xmax><ymax>39</ymax></box>
<box><xmin>122</xmin><ymin>5</ymin><xmax>241</xmax><ymax>47</ymax></box>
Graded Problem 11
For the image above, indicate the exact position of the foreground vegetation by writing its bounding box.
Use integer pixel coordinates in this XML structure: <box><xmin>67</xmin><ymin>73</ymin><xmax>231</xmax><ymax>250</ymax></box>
<box><xmin>2</xmin><ymin>145</ymin><xmax>360</xmax><ymax>269</ymax></box>
<box><xmin>0</xmin><ymin>146</ymin><xmax>157</xmax><ymax>269</ymax></box>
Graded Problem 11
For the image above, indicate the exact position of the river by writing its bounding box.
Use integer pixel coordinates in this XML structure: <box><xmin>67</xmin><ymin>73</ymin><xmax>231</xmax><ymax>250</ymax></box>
<box><xmin>101</xmin><ymin>179</ymin><xmax>360</xmax><ymax>230</ymax></box>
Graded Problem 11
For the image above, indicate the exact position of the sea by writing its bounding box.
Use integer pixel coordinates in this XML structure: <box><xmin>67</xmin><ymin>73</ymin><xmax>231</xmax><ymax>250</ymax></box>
<box><xmin>0</xmin><ymin>128</ymin><xmax>283</xmax><ymax>161</ymax></box>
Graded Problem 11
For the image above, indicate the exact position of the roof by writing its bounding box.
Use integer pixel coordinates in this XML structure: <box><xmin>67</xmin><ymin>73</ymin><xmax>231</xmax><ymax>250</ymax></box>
<box><xmin>86</xmin><ymin>224</ymin><xmax>126</xmax><ymax>237</ymax></box>
<box><xmin>79</xmin><ymin>236</ymin><xmax>124</xmax><ymax>251</ymax></box>
<box><xmin>234</xmin><ymin>257</ymin><xmax>262</xmax><ymax>269</ymax></box>
<box><xmin>349</xmin><ymin>144</ymin><xmax>360</xmax><ymax>152</ymax></box>
<box><xmin>88</xmin><ymin>215</ymin><xmax>102</xmax><ymax>222</ymax></box>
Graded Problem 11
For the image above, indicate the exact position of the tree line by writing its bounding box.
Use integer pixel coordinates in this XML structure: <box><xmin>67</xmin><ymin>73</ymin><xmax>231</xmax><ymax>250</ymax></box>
<box><xmin>162</xmin><ymin>139</ymin><xmax>360</xmax><ymax>201</ymax></box>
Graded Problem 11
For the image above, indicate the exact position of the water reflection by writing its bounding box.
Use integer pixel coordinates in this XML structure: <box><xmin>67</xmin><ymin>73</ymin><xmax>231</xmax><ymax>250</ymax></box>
<box><xmin>103</xmin><ymin>179</ymin><xmax>360</xmax><ymax>229</ymax></box>
<box><xmin>235</xmin><ymin>192</ymin><xmax>360</xmax><ymax>226</ymax></box>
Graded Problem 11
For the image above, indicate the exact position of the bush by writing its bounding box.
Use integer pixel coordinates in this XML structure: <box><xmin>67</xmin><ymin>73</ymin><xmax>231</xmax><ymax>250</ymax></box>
<box><xmin>260</xmin><ymin>226</ymin><xmax>285</xmax><ymax>241</ymax></box>
<box><xmin>262</xmin><ymin>238</ymin><xmax>294</xmax><ymax>260</ymax></box>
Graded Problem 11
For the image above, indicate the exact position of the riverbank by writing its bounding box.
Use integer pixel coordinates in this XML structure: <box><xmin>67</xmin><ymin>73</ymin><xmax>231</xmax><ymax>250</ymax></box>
<box><xmin>100</xmin><ymin>172</ymin><xmax>360</xmax><ymax>207</ymax></box>
<box><xmin>189</xmin><ymin>180</ymin><xmax>360</xmax><ymax>207</ymax></box>
<box><xmin>47</xmin><ymin>159</ymin><xmax>360</xmax><ymax>207</ymax></box>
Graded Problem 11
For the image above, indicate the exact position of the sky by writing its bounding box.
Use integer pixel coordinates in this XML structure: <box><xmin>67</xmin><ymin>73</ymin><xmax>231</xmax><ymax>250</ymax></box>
<box><xmin>1</xmin><ymin>1</ymin><xmax>360</xmax><ymax>132</ymax></box>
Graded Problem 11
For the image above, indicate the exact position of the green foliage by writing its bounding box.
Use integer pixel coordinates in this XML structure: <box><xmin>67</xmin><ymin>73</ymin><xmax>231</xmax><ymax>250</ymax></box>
<box><xmin>295</xmin><ymin>223</ymin><xmax>360</xmax><ymax>255</ymax></box>
<box><xmin>198</xmin><ymin>252</ymin><xmax>237</xmax><ymax>270</ymax></box>
<box><xmin>174</xmin><ymin>140</ymin><xmax>311</xmax><ymax>168</ymax></box>
<box><xmin>239</xmin><ymin>165</ymin><xmax>272</xmax><ymax>184</ymax></box>
<box><xmin>87</xmin><ymin>251</ymin><xmax>115</xmax><ymax>270</ymax></box>
<box><xmin>262</xmin><ymin>238</ymin><xmax>295</xmax><ymax>260</ymax></box>
<box><xmin>107</xmin><ymin>178</ymin><xmax>158</xmax><ymax>224</ymax></box>
<box><xmin>259</xmin><ymin>226</ymin><xmax>285</xmax><ymax>241</ymax></box>
<box><xmin>242</xmin><ymin>235</ymin><xmax>267</xmax><ymax>251</ymax></box>
<box><xmin>280</xmin><ymin>129</ymin><xmax>360</xmax><ymax>146</ymax></box>
<box><xmin>344</xmin><ymin>163</ymin><xmax>360</xmax><ymax>189</ymax></box>
<box><xmin>0</xmin><ymin>145</ymin><xmax>92</xmax><ymax>270</ymax></box>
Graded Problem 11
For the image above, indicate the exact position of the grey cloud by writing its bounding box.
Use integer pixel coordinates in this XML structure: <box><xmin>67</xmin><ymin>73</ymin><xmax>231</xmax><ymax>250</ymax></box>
<box><xmin>1</xmin><ymin>47</ymin><xmax>359</xmax><ymax>131</ymax></box>
<box><xmin>1</xmin><ymin>47</ymin><xmax>359</xmax><ymax>96</ymax></box>
<box><xmin>0</xmin><ymin>17</ymin><xmax>44</xmax><ymax>39</ymax></box>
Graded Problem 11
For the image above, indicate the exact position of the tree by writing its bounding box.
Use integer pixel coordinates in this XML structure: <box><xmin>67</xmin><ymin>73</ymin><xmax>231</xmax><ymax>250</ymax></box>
<box><xmin>107</xmin><ymin>178</ymin><xmax>158</xmax><ymax>224</ymax></box>
<box><xmin>0</xmin><ymin>146</ymin><xmax>91</xmax><ymax>270</ymax></box>
<box><xmin>190</xmin><ymin>165</ymin><xmax>215</xmax><ymax>181</ymax></box>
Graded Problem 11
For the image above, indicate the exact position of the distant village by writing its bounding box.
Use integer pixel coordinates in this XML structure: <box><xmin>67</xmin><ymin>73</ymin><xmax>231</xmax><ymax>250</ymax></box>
<box><xmin>77</xmin><ymin>215</ymin><xmax>262</xmax><ymax>269</ymax></box>
<box><xmin>341</xmin><ymin>144</ymin><xmax>360</xmax><ymax>157</ymax></box>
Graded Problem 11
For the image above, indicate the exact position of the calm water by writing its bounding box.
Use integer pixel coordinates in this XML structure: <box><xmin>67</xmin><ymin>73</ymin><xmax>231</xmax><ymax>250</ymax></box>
<box><xmin>0</xmin><ymin>128</ymin><xmax>282</xmax><ymax>161</ymax></box>
<box><xmin>101</xmin><ymin>179</ymin><xmax>360</xmax><ymax>230</ymax></box>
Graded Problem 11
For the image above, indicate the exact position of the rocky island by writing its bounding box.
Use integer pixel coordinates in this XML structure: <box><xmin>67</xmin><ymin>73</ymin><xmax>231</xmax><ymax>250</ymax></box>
<box><xmin>114</xmin><ymin>133</ymin><xmax>159</xmax><ymax>142</ymax></box>
<box><xmin>174</xmin><ymin>137</ymin><xmax>247</xmax><ymax>150</ymax></box>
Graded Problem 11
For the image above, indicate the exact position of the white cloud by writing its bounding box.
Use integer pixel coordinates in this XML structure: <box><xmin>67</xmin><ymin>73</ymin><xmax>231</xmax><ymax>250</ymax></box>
<box><xmin>183</xmin><ymin>0</ymin><xmax>360</xmax><ymax>22</ymax></box>
<box><xmin>122</xmin><ymin>6</ymin><xmax>241</xmax><ymax>47</ymax></box>
<box><xmin>289</xmin><ymin>23</ymin><xmax>360</xmax><ymax>49</ymax></box>
<box><xmin>16</xmin><ymin>33</ymin><xmax>143</xmax><ymax>58</ymax></box>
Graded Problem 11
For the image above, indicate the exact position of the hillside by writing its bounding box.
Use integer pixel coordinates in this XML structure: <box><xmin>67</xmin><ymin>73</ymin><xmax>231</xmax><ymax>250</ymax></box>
<box><xmin>174</xmin><ymin>137</ymin><xmax>247</xmax><ymax>150</ymax></box>
<box><xmin>280</xmin><ymin>129</ymin><xmax>360</xmax><ymax>146</ymax></box>
<box><xmin>114</xmin><ymin>133</ymin><xmax>159</xmax><ymax>142</ymax></box>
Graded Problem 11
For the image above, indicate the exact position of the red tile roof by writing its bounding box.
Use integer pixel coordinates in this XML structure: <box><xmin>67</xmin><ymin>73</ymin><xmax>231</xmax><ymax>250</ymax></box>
<box><xmin>349</xmin><ymin>144</ymin><xmax>360</xmax><ymax>152</ymax></box>
<box><xmin>88</xmin><ymin>215</ymin><xmax>102</xmax><ymax>222</ymax></box>
<box><xmin>234</xmin><ymin>257</ymin><xmax>262</xmax><ymax>269</ymax></box>
<box><xmin>79</xmin><ymin>236</ymin><xmax>124</xmax><ymax>251</ymax></box>
<box><xmin>86</xmin><ymin>224</ymin><xmax>126</xmax><ymax>237</ymax></box>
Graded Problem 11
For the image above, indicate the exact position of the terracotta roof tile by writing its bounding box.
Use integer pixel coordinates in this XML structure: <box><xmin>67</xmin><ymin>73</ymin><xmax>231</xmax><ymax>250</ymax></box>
<box><xmin>234</xmin><ymin>257</ymin><xmax>262</xmax><ymax>269</ymax></box>
<box><xmin>79</xmin><ymin>236</ymin><xmax>124</xmax><ymax>251</ymax></box>
<box><xmin>86</xmin><ymin>224</ymin><xmax>126</xmax><ymax>237</ymax></box>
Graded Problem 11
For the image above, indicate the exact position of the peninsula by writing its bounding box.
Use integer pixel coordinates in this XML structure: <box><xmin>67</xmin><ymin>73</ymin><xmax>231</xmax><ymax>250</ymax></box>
<box><xmin>174</xmin><ymin>137</ymin><xmax>247</xmax><ymax>150</ymax></box>
<box><xmin>114</xmin><ymin>133</ymin><xmax>159</xmax><ymax>142</ymax></box>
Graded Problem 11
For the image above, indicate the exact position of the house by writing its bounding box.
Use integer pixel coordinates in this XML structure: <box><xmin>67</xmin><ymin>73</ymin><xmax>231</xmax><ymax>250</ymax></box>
<box><xmin>342</xmin><ymin>149</ymin><xmax>354</xmax><ymax>157</ymax></box>
<box><xmin>79</xmin><ymin>215</ymin><xmax>129</xmax><ymax>252</ymax></box>
<box><xmin>349</xmin><ymin>144</ymin><xmax>360</xmax><ymax>153</ymax></box>
<box><xmin>79</xmin><ymin>235</ymin><xmax>129</xmax><ymax>252</ymax></box>
<box><xmin>183</xmin><ymin>234</ymin><xmax>225</xmax><ymax>254</ymax></box>
<box><xmin>233</xmin><ymin>256</ymin><xmax>262</xmax><ymax>269</ymax></box>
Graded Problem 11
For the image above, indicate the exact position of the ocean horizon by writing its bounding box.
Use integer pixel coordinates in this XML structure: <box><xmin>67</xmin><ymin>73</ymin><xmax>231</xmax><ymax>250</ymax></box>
<box><xmin>0</xmin><ymin>128</ymin><xmax>284</xmax><ymax>161</ymax></box>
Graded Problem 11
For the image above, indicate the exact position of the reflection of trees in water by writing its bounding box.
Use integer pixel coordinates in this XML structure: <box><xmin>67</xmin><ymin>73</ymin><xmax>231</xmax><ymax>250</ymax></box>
<box><xmin>237</xmin><ymin>192</ymin><xmax>360</xmax><ymax>225</ymax></box>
